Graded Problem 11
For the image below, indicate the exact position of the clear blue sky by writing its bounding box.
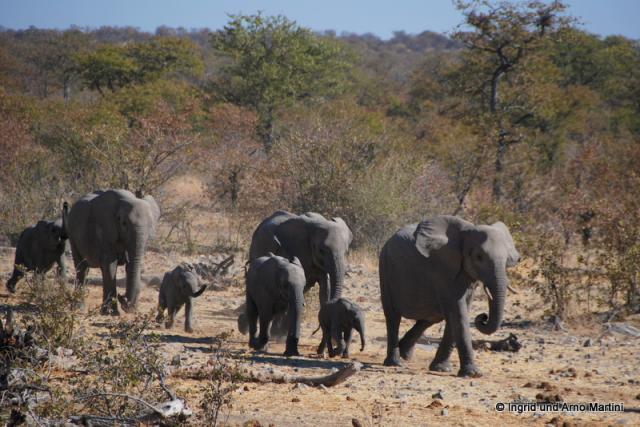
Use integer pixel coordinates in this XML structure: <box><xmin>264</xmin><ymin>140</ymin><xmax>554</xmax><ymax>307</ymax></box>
<box><xmin>0</xmin><ymin>0</ymin><xmax>638</xmax><ymax>39</ymax></box>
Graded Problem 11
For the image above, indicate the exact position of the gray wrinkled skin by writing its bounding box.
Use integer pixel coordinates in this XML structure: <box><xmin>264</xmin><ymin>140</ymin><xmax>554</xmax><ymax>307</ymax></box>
<box><xmin>238</xmin><ymin>210</ymin><xmax>353</xmax><ymax>337</ymax></box>
<box><xmin>64</xmin><ymin>189</ymin><xmax>160</xmax><ymax>315</ymax></box>
<box><xmin>6</xmin><ymin>217</ymin><xmax>68</xmax><ymax>293</ymax></box>
<box><xmin>316</xmin><ymin>297</ymin><xmax>366</xmax><ymax>358</ymax></box>
<box><xmin>245</xmin><ymin>254</ymin><xmax>306</xmax><ymax>356</ymax></box>
<box><xmin>379</xmin><ymin>215</ymin><xmax>519</xmax><ymax>377</ymax></box>
<box><xmin>157</xmin><ymin>265</ymin><xmax>206</xmax><ymax>333</ymax></box>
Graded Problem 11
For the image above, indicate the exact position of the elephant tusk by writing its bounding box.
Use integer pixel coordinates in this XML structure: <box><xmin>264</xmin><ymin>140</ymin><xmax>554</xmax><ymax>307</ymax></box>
<box><xmin>508</xmin><ymin>284</ymin><xmax>519</xmax><ymax>294</ymax></box>
<box><xmin>483</xmin><ymin>285</ymin><xmax>493</xmax><ymax>301</ymax></box>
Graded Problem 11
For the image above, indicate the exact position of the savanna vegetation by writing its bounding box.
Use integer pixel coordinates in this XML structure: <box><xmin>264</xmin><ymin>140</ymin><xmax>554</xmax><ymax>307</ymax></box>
<box><xmin>1</xmin><ymin>1</ymin><xmax>638</xmax><ymax>321</ymax></box>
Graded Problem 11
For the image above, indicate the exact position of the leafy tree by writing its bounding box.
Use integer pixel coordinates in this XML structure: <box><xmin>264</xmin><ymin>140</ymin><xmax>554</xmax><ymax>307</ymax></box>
<box><xmin>75</xmin><ymin>37</ymin><xmax>202</xmax><ymax>95</ymax></box>
<box><xmin>211</xmin><ymin>13</ymin><xmax>352</xmax><ymax>150</ymax></box>
<box><xmin>450</xmin><ymin>0</ymin><xmax>572</xmax><ymax>202</ymax></box>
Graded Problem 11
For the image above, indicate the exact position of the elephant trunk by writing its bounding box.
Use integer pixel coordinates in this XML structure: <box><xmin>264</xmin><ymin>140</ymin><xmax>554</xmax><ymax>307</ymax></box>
<box><xmin>327</xmin><ymin>254</ymin><xmax>346</xmax><ymax>301</ymax></box>
<box><xmin>122</xmin><ymin>226</ymin><xmax>147</xmax><ymax>312</ymax></box>
<box><xmin>288</xmin><ymin>284</ymin><xmax>304</xmax><ymax>339</ymax></box>
<box><xmin>355</xmin><ymin>316</ymin><xmax>365</xmax><ymax>351</ymax></box>
<box><xmin>475</xmin><ymin>267</ymin><xmax>507</xmax><ymax>335</ymax></box>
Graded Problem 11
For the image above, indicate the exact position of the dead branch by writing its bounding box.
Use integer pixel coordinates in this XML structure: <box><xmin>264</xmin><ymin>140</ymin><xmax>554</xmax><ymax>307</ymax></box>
<box><xmin>72</xmin><ymin>393</ymin><xmax>191</xmax><ymax>425</ymax></box>
<box><xmin>240</xmin><ymin>361</ymin><xmax>362</xmax><ymax>387</ymax></box>
<box><xmin>473</xmin><ymin>333</ymin><xmax>522</xmax><ymax>352</ymax></box>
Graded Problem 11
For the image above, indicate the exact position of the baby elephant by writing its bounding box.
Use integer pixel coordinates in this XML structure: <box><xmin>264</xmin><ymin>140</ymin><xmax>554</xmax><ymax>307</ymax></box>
<box><xmin>157</xmin><ymin>265</ymin><xmax>207</xmax><ymax>333</ymax></box>
<box><xmin>316</xmin><ymin>298</ymin><xmax>366</xmax><ymax>358</ymax></box>
<box><xmin>245</xmin><ymin>253</ymin><xmax>306</xmax><ymax>356</ymax></box>
<box><xmin>6</xmin><ymin>217</ymin><xmax>68</xmax><ymax>293</ymax></box>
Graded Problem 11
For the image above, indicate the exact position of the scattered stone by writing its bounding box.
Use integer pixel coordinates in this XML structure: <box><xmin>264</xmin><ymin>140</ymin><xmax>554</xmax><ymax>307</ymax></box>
<box><xmin>635</xmin><ymin>393</ymin><xmax>640</xmax><ymax>400</ymax></box>
<box><xmin>291</xmin><ymin>397</ymin><xmax>301</xmax><ymax>403</ymax></box>
<box><xmin>351</xmin><ymin>419</ymin><xmax>364</xmax><ymax>427</ymax></box>
<box><xmin>440</xmin><ymin>408</ymin><xmax>449</xmax><ymax>416</ymax></box>
<box><xmin>431</xmin><ymin>391</ymin><xmax>444</xmax><ymax>400</ymax></box>
<box><xmin>171</xmin><ymin>354</ymin><xmax>181</xmax><ymax>366</ymax></box>
<box><xmin>427</xmin><ymin>400</ymin><xmax>443</xmax><ymax>409</ymax></box>
<box><xmin>346</xmin><ymin>396</ymin><xmax>355</xmax><ymax>401</ymax></box>
<box><xmin>244</xmin><ymin>385</ymin><xmax>250</xmax><ymax>392</ymax></box>
<box><xmin>583</xmin><ymin>338</ymin><xmax>593</xmax><ymax>347</ymax></box>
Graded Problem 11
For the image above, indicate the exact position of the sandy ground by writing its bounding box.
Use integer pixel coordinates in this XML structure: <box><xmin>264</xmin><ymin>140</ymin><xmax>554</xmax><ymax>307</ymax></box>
<box><xmin>2</xmin><ymin>242</ymin><xmax>640</xmax><ymax>427</ymax></box>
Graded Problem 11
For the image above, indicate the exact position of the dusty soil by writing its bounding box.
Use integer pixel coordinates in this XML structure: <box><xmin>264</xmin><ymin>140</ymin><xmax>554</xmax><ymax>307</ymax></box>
<box><xmin>1</xmin><ymin>189</ymin><xmax>639</xmax><ymax>427</ymax></box>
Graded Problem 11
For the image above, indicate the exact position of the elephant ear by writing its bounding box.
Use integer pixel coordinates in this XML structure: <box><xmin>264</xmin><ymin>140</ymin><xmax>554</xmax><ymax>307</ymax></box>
<box><xmin>332</xmin><ymin>217</ymin><xmax>353</xmax><ymax>245</ymax></box>
<box><xmin>414</xmin><ymin>216</ymin><xmax>460</xmax><ymax>258</ymax></box>
<box><xmin>143</xmin><ymin>195</ymin><xmax>161</xmax><ymax>226</ymax></box>
<box><xmin>491</xmin><ymin>221</ymin><xmax>520</xmax><ymax>267</ymax></box>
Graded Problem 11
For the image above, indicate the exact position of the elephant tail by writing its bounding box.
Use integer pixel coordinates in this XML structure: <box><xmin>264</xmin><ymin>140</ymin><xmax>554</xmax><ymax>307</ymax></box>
<box><xmin>311</xmin><ymin>324</ymin><xmax>321</xmax><ymax>336</ymax></box>
<box><xmin>192</xmin><ymin>285</ymin><xmax>207</xmax><ymax>298</ymax></box>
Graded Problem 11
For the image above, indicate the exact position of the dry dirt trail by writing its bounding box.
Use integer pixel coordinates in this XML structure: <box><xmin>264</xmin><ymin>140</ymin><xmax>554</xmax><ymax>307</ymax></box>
<box><xmin>1</xmin><ymin>246</ymin><xmax>639</xmax><ymax>426</ymax></box>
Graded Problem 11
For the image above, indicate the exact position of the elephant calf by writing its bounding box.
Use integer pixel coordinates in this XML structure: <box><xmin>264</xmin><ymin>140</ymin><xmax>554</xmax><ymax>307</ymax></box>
<box><xmin>157</xmin><ymin>265</ymin><xmax>207</xmax><ymax>333</ymax></box>
<box><xmin>315</xmin><ymin>298</ymin><xmax>366</xmax><ymax>358</ymax></box>
<box><xmin>245</xmin><ymin>253</ymin><xmax>306</xmax><ymax>356</ymax></box>
<box><xmin>6</xmin><ymin>217</ymin><xmax>68</xmax><ymax>293</ymax></box>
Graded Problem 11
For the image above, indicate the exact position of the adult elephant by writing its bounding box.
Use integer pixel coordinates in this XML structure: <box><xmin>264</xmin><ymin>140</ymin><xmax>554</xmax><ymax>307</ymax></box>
<box><xmin>63</xmin><ymin>189</ymin><xmax>160</xmax><ymax>315</ymax></box>
<box><xmin>238</xmin><ymin>211</ymin><xmax>353</xmax><ymax>335</ymax></box>
<box><xmin>379</xmin><ymin>215</ymin><xmax>519</xmax><ymax>377</ymax></box>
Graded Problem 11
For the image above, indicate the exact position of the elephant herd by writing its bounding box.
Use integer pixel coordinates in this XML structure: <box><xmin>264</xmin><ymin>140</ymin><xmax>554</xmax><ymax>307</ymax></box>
<box><xmin>5</xmin><ymin>188</ymin><xmax>520</xmax><ymax>378</ymax></box>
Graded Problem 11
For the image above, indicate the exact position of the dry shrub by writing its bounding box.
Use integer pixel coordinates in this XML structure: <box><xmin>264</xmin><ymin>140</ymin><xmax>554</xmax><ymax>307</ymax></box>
<box><xmin>21</xmin><ymin>274</ymin><xmax>86</xmax><ymax>349</ymax></box>
<box><xmin>200</xmin><ymin>332</ymin><xmax>243</xmax><ymax>426</ymax></box>
<box><xmin>74</xmin><ymin>312</ymin><xmax>167</xmax><ymax>419</ymax></box>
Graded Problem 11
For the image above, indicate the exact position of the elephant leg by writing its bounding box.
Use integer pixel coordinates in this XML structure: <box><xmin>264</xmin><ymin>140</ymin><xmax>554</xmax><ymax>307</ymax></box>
<box><xmin>342</xmin><ymin>327</ymin><xmax>353</xmax><ymax>358</ymax></box>
<box><xmin>184</xmin><ymin>299</ymin><xmax>194</xmax><ymax>333</ymax></box>
<box><xmin>256</xmin><ymin>313</ymin><xmax>272</xmax><ymax>352</ymax></box>
<box><xmin>56</xmin><ymin>255</ymin><xmax>67</xmax><ymax>284</ymax></box>
<box><xmin>399</xmin><ymin>320</ymin><xmax>432</xmax><ymax>361</ymax></box>
<box><xmin>331</xmin><ymin>324</ymin><xmax>345</xmax><ymax>358</ymax></box>
<box><xmin>324</xmin><ymin>325</ymin><xmax>336</xmax><ymax>358</ymax></box>
<box><xmin>430</xmin><ymin>321</ymin><xmax>455</xmax><ymax>372</ymax></box>
<box><xmin>316</xmin><ymin>330</ymin><xmax>327</xmax><ymax>356</ymax></box>
<box><xmin>100</xmin><ymin>259</ymin><xmax>118</xmax><ymax>316</ymax></box>
<box><xmin>156</xmin><ymin>304</ymin><xmax>165</xmax><ymax>323</ymax></box>
<box><xmin>165</xmin><ymin>306</ymin><xmax>177</xmax><ymax>329</ymax></box>
<box><xmin>6</xmin><ymin>269</ymin><xmax>23</xmax><ymax>293</ymax></box>
<box><xmin>247</xmin><ymin>297</ymin><xmax>259</xmax><ymax>349</ymax></box>
<box><xmin>382</xmin><ymin>306</ymin><xmax>402</xmax><ymax>366</ymax></box>
<box><xmin>448</xmin><ymin>299</ymin><xmax>481</xmax><ymax>377</ymax></box>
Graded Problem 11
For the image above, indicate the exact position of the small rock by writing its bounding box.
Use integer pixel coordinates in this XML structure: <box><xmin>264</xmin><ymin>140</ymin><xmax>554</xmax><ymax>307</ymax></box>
<box><xmin>351</xmin><ymin>419</ymin><xmax>364</xmax><ymax>427</ymax></box>
<box><xmin>635</xmin><ymin>393</ymin><xmax>640</xmax><ymax>400</ymax></box>
<box><xmin>171</xmin><ymin>355</ymin><xmax>181</xmax><ymax>366</ymax></box>
<box><xmin>291</xmin><ymin>397</ymin><xmax>301</xmax><ymax>403</ymax></box>
<box><xmin>432</xmin><ymin>390</ymin><xmax>444</xmax><ymax>400</ymax></box>
<box><xmin>440</xmin><ymin>408</ymin><xmax>449</xmax><ymax>416</ymax></box>
<box><xmin>347</xmin><ymin>396</ymin><xmax>355</xmax><ymax>401</ymax></box>
<box><xmin>583</xmin><ymin>338</ymin><xmax>593</xmax><ymax>347</ymax></box>
<box><xmin>244</xmin><ymin>385</ymin><xmax>250</xmax><ymax>392</ymax></box>
<box><xmin>427</xmin><ymin>400</ymin><xmax>443</xmax><ymax>409</ymax></box>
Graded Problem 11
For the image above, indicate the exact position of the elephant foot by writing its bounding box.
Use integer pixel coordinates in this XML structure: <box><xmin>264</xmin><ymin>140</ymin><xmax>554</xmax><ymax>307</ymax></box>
<box><xmin>341</xmin><ymin>352</ymin><xmax>350</xmax><ymax>359</ymax></box>
<box><xmin>284</xmin><ymin>336</ymin><xmax>300</xmax><ymax>357</ymax></box>
<box><xmin>383</xmin><ymin>356</ymin><xmax>403</xmax><ymax>367</ymax></box>
<box><xmin>165</xmin><ymin>320</ymin><xmax>174</xmax><ymax>329</ymax></box>
<box><xmin>117</xmin><ymin>295</ymin><xmax>136</xmax><ymax>313</ymax></box>
<box><xmin>458</xmin><ymin>364</ymin><xmax>482</xmax><ymax>378</ymax></box>
<box><xmin>429</xmin><ymin>360</ymin><xmax>452</xmax><ymax>372</ymax></box>
<box><xmin>100</xmin><ymin>301</ymin><xmax>119</xmax><ymax>316</ymax></box>
<box><xmin>399</xmin><ymin>341</ymin><xmax>416</xmax><ymax>361</ymax></box>
<box><xmin>6</xmin><ymin>280</ymin><xmax>17</xmax><ymax>294</ymax></box>
<box><xmin>184</xmin><ymin>326</ymin><xmax>194</xmax><ymax>333</ymax></box>
<box><xmin>316</xmin><ymin>345</ymin><xmax>325</xmax><ymax>355</ymax></box>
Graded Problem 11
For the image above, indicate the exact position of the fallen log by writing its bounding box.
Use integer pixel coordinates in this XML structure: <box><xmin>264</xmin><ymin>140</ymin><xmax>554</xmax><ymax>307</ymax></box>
<box><xmin>240</xmin><ymin>361</ymin><xmax>362</xmax><ymax>387</ymax></box>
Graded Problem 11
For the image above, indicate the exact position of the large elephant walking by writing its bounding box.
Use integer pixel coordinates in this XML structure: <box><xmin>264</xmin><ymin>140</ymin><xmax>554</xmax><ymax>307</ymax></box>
<box><xmin>238</xmin><ymin>211</ymin><xmax>353</xmax><ymax>335</ymax></box>
<box><xmin>379</xmin><ymin>215</ymin><xmax>519</xmax><ymax>377</ymax></box>
<box><xmin>63</xmin><ymin>189</ymin><xmax>160</xmax><ymax>315</ymax></box>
